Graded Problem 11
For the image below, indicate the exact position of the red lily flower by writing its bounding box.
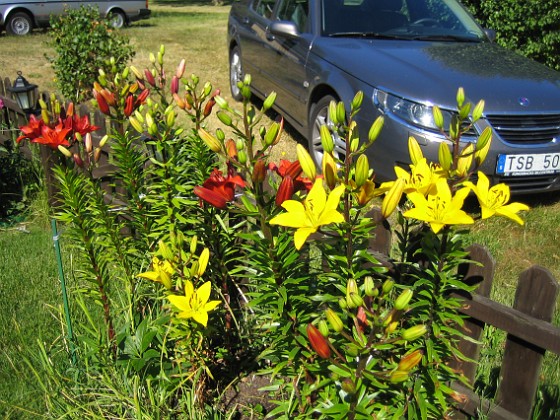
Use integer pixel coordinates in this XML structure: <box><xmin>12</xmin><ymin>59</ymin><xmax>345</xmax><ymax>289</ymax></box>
<box><xmin>33</xmin><ymin>122</ymin><xmax>72</xmax><ymax>149</ymax></box>
<box><xmin>16</xmin><ymin>114</ymin><xmax>44</xmax><ymax>143</ymax></box>
<box><xmin>269</xmin><ymin>159</ymin><xmax>313</xmax><ymax>204</ymax></box>
<box><xmin>64</xmin><ymin>113</ymin><xmax>100</xmax><ymax>137</ymax></box>
<box><xmin>194</xmin><ymin>167</ymin><xmax>245</xmax><ymax>209</ymax></box>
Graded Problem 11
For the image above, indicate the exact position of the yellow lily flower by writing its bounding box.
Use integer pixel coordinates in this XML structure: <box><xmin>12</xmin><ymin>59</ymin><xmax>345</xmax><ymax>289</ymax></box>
<box><xmin>395</xmin><ymin>157</ymin><xmax>440</xmax><ymax>196</ymax></box>
<box><xmin>269</xmin><ymin>180</ymin><xmax>345</xmax><ymax>250</ymax></box>
<box><xmin>403</xmin><ymin>178</ymin><xmax>474</xmax><ymax>233</ymax></box>
<box><xmin>167</xmin><ymin>281</ymin><xmax>221</xmax><ymax>327</ymax></box>
<box><xmin>137</xmin><ymin>256</ymin><xmax>174</xmax><ymax>289</ymax></box>
<box><xmin>467</xmin><ymin>172</ymin><xmax>529</xmax><ymax>225</ymax></box>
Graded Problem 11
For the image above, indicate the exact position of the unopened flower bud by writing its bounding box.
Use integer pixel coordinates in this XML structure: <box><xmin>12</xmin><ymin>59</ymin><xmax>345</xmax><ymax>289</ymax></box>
<box><xmin>368</xmin><ymin>116</ymin><xmax>384</xmax><ymax>143</ymax></box>
<box><xmin>171</xmin><ymin>76</ymin><xmax>179</xmax><ymax>95</ymax></box>
<box><xmin>264</xmin><ymin>121</ymin><xmax>280</xmax><ymax>146</ymax></box>
<box><xmin>176</xmin><ymin>58</ymin><xmax>186</xmax><ymax>79</ymax></box>
<box><xmin>263</xmin><ymin>91</ymin><xmax>276</xmax><ymax>111</ymax></box>
<box><xmin>354</xmin><ymin>154</ymin><xmax>369</xmax><ymax>188</ymax></box>
<box><xmin>216</xmin><ymin>128</ymin><xmax>225</xmax><ymax>141</ymax></box>
<box><xmin>341</xmin><ymin>379</ymin><xmax>356</xmax><ymax>395</ymax></box>
<box><xmin>296</xmin><ymin>144</ymin><xmax>316</xmax><ymax>180</ymax></box>
<box><xmin>318</xmin><ymin>320</ymin><xmax>330</xmax><ymax>337</ymax></box>
<box><xmin>57</xmin><ymin>145</ymin><xmax>72</xmax><ymax>157</ymax></box>
<box><xmin>346</xmin><ymin>292</ymin><xmax>363</xmax><ymax>309</ymax></box>
<box><xmin>325</xmin><ymin>308</ymin><xmax>344</xmax><ymax>332</ymax></box>
<box><xmin>346</xmin><ymin>278</ymin><xmax>358</xmax><ymax>295</ymax></box>
<box><xmin>382</xmin><ymin>279</ymin><xmax>394</xmax><ymax>295</ymax></box>
<box><xmin>397</xmin><ymin>350</ymin><xmax>423</xmax><ymax>372</ymax></box>
<box><xmin>99</xmin><ymin>134</ymin><xmax>109</xmax><ymax>148</ymax></box>
<box><xmin>336</xmin><ymin>102</ymin><xmax>345</xmax><ymax>125</ymax></box>
<box><xmin>320</xmin><ymin>125</ymin><xmax>334</xmax><ymax>154</ymax></box>
<box><xmin>84</xmin><ymin>133</ymin><xmax>92</xmax><ymax>153</ymax></box>
<box><xmin>408</xmin><ymin>136</ymin><xmax>424</xmax><ymax>165</ymax></box>
<box><xmin>328</xmin><ymin>100</ymin><xmax>338</xmax><ymax>124</ymax></box>
<box><xmin>225</xmin><ymin>139</ymin><xmax>237</xmax><ymax>159</ymax></box>
<box><xmin>438</xmin><ymin>142</ymin><xmax>452</xmax><ymax>171</ymax></box>
<box><xmin>472</xmin><ymin>99</ymin><xmax>485</xmax><ymax>122</ymax></box>
<box><xmin>389</xmin><ymin>370</ymin><xmax>409</xmax><ymax>384</ymax></box>
<box><xmin>93</xmin><ymin>147</ymin><xmax>102</xmax><ymax>163</ymax></box>
<box><xmin>306</xmin><ymin>323</ymin><xmax>331</xmax><ymax>359</ymax></box>
<box><xmin>351</xmin><ymin>91</ymin><xmax>363</xmax><ymax>111</ymax></box>
<box><xmin>432</xmin><ymin>105</ymin><xmax>444</xmax><ymax>130</ymax></box>
<box><xmin>129</xmin><ymin>116</ymin><xmax>144</xmax><ymax>134</ymax></box>
<box><xmin>130</xmin><ymin>65</ymin><xmax>143</xmax><ymax>80</ymax></box>
<box><xmin>381</xmin><ymin>178</ymin><xmax>404</xmax><ymax>219</ymax></box>
<box><xmin>238</xmin><ymin>150</ymin><xmax>247</xmax><ymax>164</ymax></box>
<box><xmin>394</xmin><ymin>289</ymin><xmax>413</xmax><ymax>311</ymax></box>
<box><xmin>338</xmin><ymin>297</ymin><xmax>348</xmax><ymax>311</ymax></box>
<box><xmin>252</xmin><ymin>159</ymin><xmax>266</xmax><ymax>184</ymax></box>
<box><xmin>364</xmin><ymin>276</ymin><xmax>375</xmax><ymax>297</ymax></box>
<box><xmin>73</xmin><ymin>153</ymin><xmax>83</xmax><ymax>167</ymax></box>
<box><xmin>401</xmin><ymin>325</ymin><xmax>427</xmax><ymax>341</ymax></box>
<box><xmin>385</xmin><ymin>320</ymin><xmax>398</xmax><ymax>334</ymax></box>
<box><xmin>198</xmin><ymin>128</ymin><xmax>222</xmax><ymax>153</ymax></box>
<box><xmin>217</xmin><ymin>110</ymin><xmax>233</xmax><ymax>126</ymax></box>
<box><xmin>456</xmin><ymin>87</ymin><xmax>465</xmax><ymax>107</ymax></box>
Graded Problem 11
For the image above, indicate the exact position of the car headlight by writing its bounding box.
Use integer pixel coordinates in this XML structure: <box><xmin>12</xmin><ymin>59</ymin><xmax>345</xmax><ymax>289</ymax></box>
<box><xmin>374</xmin><ymin>89</ymin><xmax>454</xmax><ymax>132</ymax></box>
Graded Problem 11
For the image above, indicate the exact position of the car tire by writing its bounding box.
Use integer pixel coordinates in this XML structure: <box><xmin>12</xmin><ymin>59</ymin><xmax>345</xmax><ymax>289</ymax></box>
<box><xmin>108</xmin><ymin>10</ymin><xmax>127</xmax><ymax>29</ymax></box>
<box><xmin>6</xmin><ymin>12</ymin><xmax>33</xmax><ymax>36</ymax></box>
<box><xmin>308</xmin><ymin>95</ymin><xmax>346</xmax><ymax>164</ymax></box>
<box><xmin>229</xmin><ymin>46</ymin><xmax>244</xmax><ymax>102</ymax></box>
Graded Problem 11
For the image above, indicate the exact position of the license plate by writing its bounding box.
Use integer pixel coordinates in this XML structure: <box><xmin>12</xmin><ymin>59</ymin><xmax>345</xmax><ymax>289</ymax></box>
<box><xmin>496</xmin><ymin>153</ymin><xmax>560</xmax><ymax>176</ymax></box>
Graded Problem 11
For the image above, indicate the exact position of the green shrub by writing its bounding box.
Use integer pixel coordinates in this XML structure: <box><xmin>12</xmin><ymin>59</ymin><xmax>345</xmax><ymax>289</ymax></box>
<box><xmin>47</xmin><ymin>6</ymin><xmax>135</xmax><ymax>102</ymax></box>
<box><xmin>463</xmin><ymin>0</ymin><xmax>560</xmax><ymax>70</ymax></box>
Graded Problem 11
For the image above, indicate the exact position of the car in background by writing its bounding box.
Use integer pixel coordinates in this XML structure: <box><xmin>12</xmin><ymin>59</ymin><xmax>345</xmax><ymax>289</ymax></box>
<box><xmin>0</xmin><ymin>0</ymin><xmax>150</xmax><ymax>35</ymax></box>
<box><xmin>227</xmin><ymin>0</ymin><xmax>560</xmax><ymax>194</ymax></box>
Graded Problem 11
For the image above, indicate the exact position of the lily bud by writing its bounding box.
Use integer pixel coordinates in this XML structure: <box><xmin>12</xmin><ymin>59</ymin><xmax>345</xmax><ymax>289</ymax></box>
<box><xmin>322</xmin><ymin>154</ymin><xmax>337</xmax><ymax>190</ymax></box>
<box><xmin>166</xmin><ymin>109</ymin><xmax>175</xmax><ymax>127</ymax></box>
<box><xmin>84</xmin><ymin>133</ymin><xmax>93</xmax><ymax>153</ymax></box>
<box><xmin>328</xmin><ymin>100</ymin><xmax>338</xmax><ymax>125</ymax></box>
<box><xmin>145</xmin><ymin>69</ymin><xmax>156</xmax><ymax>87</ymax></box>
<box><xmin>171</xmin><ymin>76</ymin><xmax>179</xmax><ymax>95</ymax></box>
<box><xmin>472</xmin><ymin>99</ymin><xmax>485</xmax><ymax>122</ymax></box>
<box><xmin>385</xmin><ymin>321</ymin><xmax>398</xmax><ymax>334</ymax></box>
<box><xmin>364</xmin><ymin>276</ymin><xmax>376</xmax><ymax>297</ymax></box>
<box><xmin>397</xmin><ymin>350</ymin><xmax>423</xmax><ymax>372</ymax></box>
<box><xmin>275</xmin><ymin>176</ymin><xmax>294</xmax><ymax>206</ymax></box>
<box><xmin>438</xmin><ymin>142</ymin><xmax>452</xmax><ymax>171</ymax></box>
<box><xmin>198</xmin><ymin>128</ymin><xmax>222</xmax><ymax>153</ymax></box>
<box><xmin>263</xmin><ymin>91</ymin><xmax>277</xmax><ymax>111</ymax></box>
<box><xmin>296</xmin><ymin>144</ymin><xmax>316</xmax><ymax>180</ymax></box>
<box><xmin>94</xmin><ymin>147</ymin><xmax>102</xmax><ymax>163</ymax></box>
<box><xmin>306</xmin><ymin>323</ymin><xmax>331</xmax><ymax>359</ymax></box>
<box><xmin>408</xmin><ymin>136</ymin><xmax>424</xmax><ymax>165</ymax></box>
<box><xmin>129</xmin><ymin>116</ymin><xmax>144</xmax><ymax>134</ymax></box>
<box><xmin>382</xmin><ymin>279</ymin><xmax>394</xmax><ymax>295</ymax></box>
<box><xmin>336</xmin><ymin>101</ymin><xmax>345</xmax><ymax>125</ymax></box>
<box><xmin>57</xmin><ymin>145</ymin><xmax>72</xmax><ymax>157</ymax></box>
<box><xmin>475</xmin><ymin>127</ymin><xmax>492</xmax><ymax>166</ymax></box>
<box><xmin>368</xmin><ymin>116</ymin><xmax>384</xmax><ymax>143</ymax></box>
<box><xmin>346</xmin><ymin>278</ymin><xmax>358</xmax><ymax>295</ymax></box>
<box><xmin>341</xmin><ymin>379</ymin><xmax>356</xmax><ymax>395</ymax></box>
<box><xmin>389</xmin><ymin>370</ymin><xmax>409</xmax><ymax>384</ymax></box>
<box><xmin>325</xmin><ymin>308</ymin><xmax>344</xmax><ymax>332</ymax></box>
<box><xmin>354</xmin><ymin>154</ymin><xmax>369</xmax><ymax>188</ymax></box>
<box><xmin>189</xmin><ymin>235</ymin><xmax>198</xmax><ymax>255</ymax></box>
<box><xmin>394</xmin><ymin>289</ymin><xmax>413</xmax><ymax>311</ymax></box>
<box><xmin>318</xmin><ymin>320</ymin><xmax>330</xmax><ymax>337</ymax></box>
<box><xmin>264</xmin><ymin>121</ymin><xmax>280</xmax><ymax>146</ymax></box>
<box><xmin>225</xmin><ymin>139</ymin><xmax>237</xmax><ymax>159</ymax></box>
<box><xmin>176</xmin><ymin>58</ymin><xmax>186</xmax><ymax>79</ymax></box>
<box><xmin>432</xmin><ymin>105</ymin><xmax>444</xmax><ymax>130</ymax></box>
<box><xmin>238</xmin><ymin>150</ymin><xmax>247</xmax><ymax>164</ymax></box>
<box><xmin>197</xmin><ymin>248</ymin><xmax>209</xmax><ymax>276</ymax></box>
<box><xmin>124</xmin><ymin>95</ymin><xmax>134</xmax><ymax>117</ymax></box>
<box><xmin>346</xmin><ymin>292</ymin><xmax>363</xmax><ymax>309</ymax></box>
<box><xmin>320</xmin><ymin>124</ymin><xmax>334</xmax><ymax>154</ymax></box>
<box><xmin>351</xmin><ymin>91</ymin><xmax>363</xmax><ymax>112</ymax></box>
<box><xmin>73</xmin><ymin>153</ymin><xmax>83</xmax><ymax>167</ymax></box>
<box><xmin>93</xmin><ymin>90</ymin><xmax>110</xmax><ymax>115</ymax></box>
<box><xmin>217</xmin><ymin>110</ymin><xmax>233</xmax><ymax>126</ymax></box>
<box><xmin>252</xmin><ymin>159</ymin><xmax>266</xmax><ymax>184</ymax></box>
<box><xmin>130</xmin><ymin>65</ymin><xmax>143</xmax><ymax>80</ymax></box>
<box><xmin>99</xmin><ymin>135</ymin><xmax>109</xmax><ymax>148</ymax></box>
<box><xmin>459</xmin><ymin>102</ymin><xmax>471</xmax><ymax>121</ymax></box>
<box><xmin>457</xmin><ymin>143</ymin><xmax>474</xmax><ymax>178</ymax></box>
<box><xmin>149</xmin><ymin>52</ymin><xmax>156</xmax><ymax>64</ymax></box>
<box><xmin>401</xmin><ymin>325</ymin><xmax>427</xmax><ymax>341</ymax></box>
<box><xmin>338</xmin><ymin>297</ymin><xmax>348</xmax><ymax>310</ymax></box>
<box><xmin>456</xmin><ymin>87</ymin><xmax>465</xmax><ymax>107</ymax></box>
<box><xmin>381</xmin><ymin>178</ymin><xmax>404</xmax><ymax>219</ymax></box>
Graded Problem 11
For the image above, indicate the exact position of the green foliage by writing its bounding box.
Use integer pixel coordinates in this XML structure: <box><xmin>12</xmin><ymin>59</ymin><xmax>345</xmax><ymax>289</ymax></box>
<box><xmin>462</xmin><ymin>0</ymin><xmax>560</xmax><ymax>70</ymax></box>
<box><xmin>47</xmin><ymin>6</ymin><xmax>135</xmax><ymax>102</ymax></box>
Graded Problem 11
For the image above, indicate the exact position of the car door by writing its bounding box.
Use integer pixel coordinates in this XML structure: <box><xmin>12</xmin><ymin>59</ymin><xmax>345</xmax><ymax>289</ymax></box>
<box><xmin>262</xmin><ymin>0</ymin><xmax>312</xmax><ymax>128</ymax></box>
<box><xmin>234</xmin><ymin>0</ymin><xmax>280</xmax><ymax>97</ymax></box>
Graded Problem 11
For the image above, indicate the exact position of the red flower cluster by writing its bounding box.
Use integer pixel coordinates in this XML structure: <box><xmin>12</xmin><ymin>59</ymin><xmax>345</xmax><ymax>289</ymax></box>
<box><xmin>17</xmin><ymin>103</ymin><xmax>99</xmax><ymax>149</ymax></box>
<box><xmin>194</xmin><ymin>167</ymin><xmax>245</xmax><ymax>209</ymax></box>
<box><xmin>269</xmin><ymin>159</ymin><xmax>313</xmax><ymax>205</ymax></box>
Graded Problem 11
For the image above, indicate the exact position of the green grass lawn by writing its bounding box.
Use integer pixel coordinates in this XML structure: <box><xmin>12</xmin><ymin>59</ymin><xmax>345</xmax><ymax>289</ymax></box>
<box><xmin>0</xmin><ymin>1</ymin><xmax>559</xmax><ymax>417</ymax></box>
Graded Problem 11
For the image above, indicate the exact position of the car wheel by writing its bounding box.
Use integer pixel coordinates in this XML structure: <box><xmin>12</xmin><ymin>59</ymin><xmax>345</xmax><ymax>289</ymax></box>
<box><xmin>229</xmin><ymin>46</ymin><xmax>243</xmax><ymax>102</ymax></box>
<box><xmin>308</xmin><ymin>95</ymin><xmax>346</xmax><ymax>164</ymax></box>
<box><xmin>6</xmin><ymin>12</ymin><xmax>33</xmax><ymax>36</ymax></box>
<box><xmin>108</xmin><ymin>10</ymin><xmax>126</xmax><ymax>29</ymax></box>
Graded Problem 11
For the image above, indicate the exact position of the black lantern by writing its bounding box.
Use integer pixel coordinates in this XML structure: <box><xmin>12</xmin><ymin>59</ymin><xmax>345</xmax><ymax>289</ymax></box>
<box><xmin>7</xmin><ymin>71</ymin><xmax>38</xmax><ymax>114</ymax></box>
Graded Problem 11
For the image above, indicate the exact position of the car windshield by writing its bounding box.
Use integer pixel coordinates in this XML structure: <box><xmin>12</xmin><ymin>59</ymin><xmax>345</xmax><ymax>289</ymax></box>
<box><xmin>322</xmin><ymin>0</ymin><xmax>486</xmax><ymax>41</ymax></box>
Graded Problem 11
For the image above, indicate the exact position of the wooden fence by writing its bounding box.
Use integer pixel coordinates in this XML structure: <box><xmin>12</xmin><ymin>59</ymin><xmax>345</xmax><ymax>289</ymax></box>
<box><xmin>1</xmin><ymin>76</ymin><xmax>559</xmax><ymax>419</ymax></box>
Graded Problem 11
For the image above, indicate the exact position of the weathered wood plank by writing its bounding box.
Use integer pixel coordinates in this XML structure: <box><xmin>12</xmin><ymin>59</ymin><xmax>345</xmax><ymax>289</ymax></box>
<box><xmin>452</xmin><ymin>383</ymin><xmax>524</xmax><ymax>420</ymax></box>
<box><xmin>495</xmin><ymin>266</ymin><xmax>559</xmax><ymax>418</ymax></box>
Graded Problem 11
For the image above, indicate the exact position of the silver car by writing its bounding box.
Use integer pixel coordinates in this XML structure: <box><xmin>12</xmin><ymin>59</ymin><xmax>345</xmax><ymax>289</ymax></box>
<box><xmin>0</xmin><ymin>0</ymin><xmax>150</xmax><ymax>35</ymax></box>
<box><xmin>227</xmin><ymin>0</ymin><xmax>560</xmax><ymax>194</ymax></box>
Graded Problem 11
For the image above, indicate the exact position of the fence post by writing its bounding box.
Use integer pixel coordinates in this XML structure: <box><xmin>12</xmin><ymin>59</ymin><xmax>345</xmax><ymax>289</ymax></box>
<box><xmin>495</xmin><ymin>266</ymin><xmax>559</xmax><ymax>418</ymax></box>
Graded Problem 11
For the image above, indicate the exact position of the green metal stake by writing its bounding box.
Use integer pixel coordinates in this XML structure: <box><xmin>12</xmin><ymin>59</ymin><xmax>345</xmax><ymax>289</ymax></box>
<box><xmin>51</xmin><ymin>218</ymin><xmax>77</xmax><ymax>365</ymax></box>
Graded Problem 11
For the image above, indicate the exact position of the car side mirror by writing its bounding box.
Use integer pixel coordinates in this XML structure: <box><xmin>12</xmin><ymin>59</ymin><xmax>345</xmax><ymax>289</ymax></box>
<box><xmin>484</xmin><ymin>28</ymin><xmax>496</xmax><ymax>42</ymax></box>
<box><xmin>269</xmin><ymin>21</ymin><xmax>300</xmax><ymax>38</ymax></box>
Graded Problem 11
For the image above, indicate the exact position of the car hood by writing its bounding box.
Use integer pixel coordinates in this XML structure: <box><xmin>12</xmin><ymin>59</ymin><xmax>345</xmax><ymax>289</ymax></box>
<box><xmin>312</xmin><ymin>38</ymin><xmax>560</xmax><ymax>112</ymax></box>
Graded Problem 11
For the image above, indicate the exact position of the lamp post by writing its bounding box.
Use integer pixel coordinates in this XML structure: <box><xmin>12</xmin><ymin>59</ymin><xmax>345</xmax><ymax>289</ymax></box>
<box><xmin>7</xmin><ymin>71</ymin><xmax>38</xmax><ymax>114</ymax></box>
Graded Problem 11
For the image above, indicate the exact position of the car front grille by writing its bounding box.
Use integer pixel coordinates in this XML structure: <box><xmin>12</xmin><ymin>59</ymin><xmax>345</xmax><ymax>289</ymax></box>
<box><xmin>495</xmin><ymin>173</ymin><xmax>560</xmax><ymax>193</ymax></box>
<box><xmin>486</xmin><ymin>114</ymin><xmax>560</xmax><ymax>145</ymax></box>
